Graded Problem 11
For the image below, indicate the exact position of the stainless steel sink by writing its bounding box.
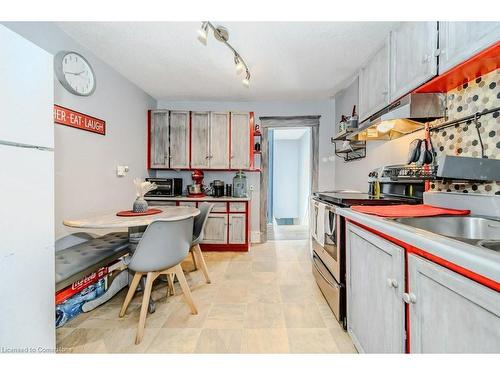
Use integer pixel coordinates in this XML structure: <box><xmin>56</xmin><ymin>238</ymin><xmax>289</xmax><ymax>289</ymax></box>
<box><xmin>391</xmin><ymin>216</ymin><xmax>500</xmax><ymax>249</ymax></box>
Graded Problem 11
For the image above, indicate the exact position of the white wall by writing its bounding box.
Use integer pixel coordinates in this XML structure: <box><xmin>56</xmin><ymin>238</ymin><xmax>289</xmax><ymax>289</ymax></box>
<box><xmin>156</xmin><ymin>99</ymin><xmax>336</xmax><ymax>234</ymax></box>
<box><xmin>273</xmin><ymin>139</ymin><xmax>300</xmax><ymax>219</ymax></box>
<box><xmin>3</xmin><ymin>22</ymin><xmax>157</xmax><ymax>239</ymax></box>
<box><xmin>297</xmin><ymin>130</ymin><xmax>311</xmax><ymax>224</ymax></box>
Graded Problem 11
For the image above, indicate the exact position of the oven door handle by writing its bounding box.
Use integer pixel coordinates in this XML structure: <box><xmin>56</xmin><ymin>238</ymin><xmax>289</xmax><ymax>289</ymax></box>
<box><xmin>312</xmin><ymin>254</ymin><xmax>340</xmax><ymax>290</ymax></box>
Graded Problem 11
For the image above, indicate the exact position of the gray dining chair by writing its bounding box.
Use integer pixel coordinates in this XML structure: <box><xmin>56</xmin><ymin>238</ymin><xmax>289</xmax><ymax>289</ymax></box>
<box><xmin>187</xmin><ymin>202</ymin><xmax>213</xmax><ymax>284</ymax></box>
<box><xmin>119</xmin><ymin>217</ymin><xmax>197</xmax><ymax>345</ymax></box>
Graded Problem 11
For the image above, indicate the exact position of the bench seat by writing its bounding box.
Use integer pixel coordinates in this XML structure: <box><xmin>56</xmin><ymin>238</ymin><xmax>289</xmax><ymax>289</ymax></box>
<box><xmin>55</xmin><ymin>232</ymin><xmax>129</xmax><ymax>292</ymax></box>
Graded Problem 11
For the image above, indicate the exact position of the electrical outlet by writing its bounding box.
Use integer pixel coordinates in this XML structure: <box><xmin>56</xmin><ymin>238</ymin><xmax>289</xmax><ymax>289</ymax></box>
<box><xmin>116</xmin><ymin>165</ymin><xmax>129</xmax><ymax>177</ymax></box>
<box><xmin>249</xmin><ymin>184</ymin><xmax>255</xmax><ymax>191</ymax></box>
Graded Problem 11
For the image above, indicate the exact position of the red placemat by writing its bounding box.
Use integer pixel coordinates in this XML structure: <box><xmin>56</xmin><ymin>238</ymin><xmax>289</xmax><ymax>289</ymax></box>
<box><xmin>116</xmin><ymin>208</ymin><xmax>163</xmax><ymax>217</ymax></box>
<box><xmin>350</xmin><ymin>204</ymin><xmax>470</xmax><ymax>218</ymax></box>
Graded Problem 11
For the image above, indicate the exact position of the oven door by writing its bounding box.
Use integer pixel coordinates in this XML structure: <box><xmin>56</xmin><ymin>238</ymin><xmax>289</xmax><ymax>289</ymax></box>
<box><xmin>312</xmin><ymin>251</ymin><xmax>341</xmax><ymax>322</ymax></box>
<box><xmin>318</xmin><ymin>205</ymin><xmax>340</xmax><ymax>281</ymax></box>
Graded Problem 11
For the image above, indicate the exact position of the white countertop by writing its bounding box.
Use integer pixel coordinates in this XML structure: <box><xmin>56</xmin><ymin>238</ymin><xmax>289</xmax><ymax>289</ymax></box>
<box><xmin>145</xmin><ymin>196</ymin><xmax>250</xmax><ymax>202</ymax></box>
<box><xmin>338</xmin><ymin>208</ymin><xmax>500</xmax><ymax>283</ymax></box>
<box><xmin>63</xmin><ymin>206</ymin><xmax>200</xmax><ymax>229</ymax></box>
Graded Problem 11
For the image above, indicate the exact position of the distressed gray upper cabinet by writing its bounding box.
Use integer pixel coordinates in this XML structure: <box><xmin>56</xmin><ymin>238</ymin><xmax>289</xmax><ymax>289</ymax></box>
<box><xmin>149</xmin><ymin>110</ymin><xmax>169</xmax><ymax>169</ymax></box>
<box><xmin>439</xmin><ymin>22</ymin><xmax>500</xmax><ymax>74</ymax></box>
<box><xmin>209</xmin><ymin>112</ymin><xmax>230</xmax><ymax>169</ymax></box>
<box><xmin>358</xmin><ymin>38</ymin><xmax>390</xmax><ymax>121</ymax></box>
<box><xmin>230</xmin><ymin>112</ymin><xmax>251</xmax><ymax>169</ymax></box>
<box><xmin>346</xmin><ymin>223</ymin><xmax>405</xmax><ymax>353</ymax></box>
<box><xmin>390</xmin><ymin>22</ymin><xmax>438</xmax><ymax>102</ymax></box>
<box><xmin>408</xmin><ymin>254</ymin><xmax>500</xmax><ymax>353</ymax></box>
<box><xmin>169</xmin><ymin>111</ymin><xmax>190</xmax><ymax>169</ymax></box>
<box><xmin>191</xmin><ymin>111</ymin><xmax>210</xmax><ymax>169</ymax></box>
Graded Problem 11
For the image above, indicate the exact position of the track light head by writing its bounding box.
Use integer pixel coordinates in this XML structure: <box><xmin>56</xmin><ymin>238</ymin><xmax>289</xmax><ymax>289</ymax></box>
<box><xmin>242</xmin><ymin>71</ymin><xmax>251</xmax><ymax>88</ymax></box>
<box><xmin>234</xmin><ymin>55</ymin><xmax>245</xmax><ymax>75</ymax></box>
<box><xmin>197</xmin><ymin>22</ymin><xmax>208</xmax><ymax>45</ymax></box>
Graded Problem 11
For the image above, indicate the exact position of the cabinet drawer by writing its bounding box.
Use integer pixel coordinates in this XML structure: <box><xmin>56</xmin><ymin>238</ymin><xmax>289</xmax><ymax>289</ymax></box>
<box><xmin>145</xmin><ymin>200</ymin><xmax>176</xmax><ymax>207</ymax></box>
<box><xmin>229</xmin><ymin>202</ymin><xmax>246</xmax><ymax>212</ymax></box>
<box><xmin>211</xmin><ymin>202</ymin><xmax>227</xmax><ymax>213</ymax></box>
<box><xmin>178</xmin><ymin>201</ymin><xmax>197</xmax><ymax>207</ymax></box>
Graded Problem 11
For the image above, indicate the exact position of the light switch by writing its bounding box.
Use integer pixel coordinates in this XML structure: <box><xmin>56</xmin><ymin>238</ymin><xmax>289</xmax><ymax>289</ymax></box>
<box><xmin>116</xmin><ymin>165</ymin><xmax>129</xmax><ymax>177</ymax></box>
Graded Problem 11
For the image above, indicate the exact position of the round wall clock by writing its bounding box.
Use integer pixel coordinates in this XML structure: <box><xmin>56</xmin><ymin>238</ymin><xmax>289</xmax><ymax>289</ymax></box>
<box><xmin>54</xmin><ymin>51</ymin><xmax>96</xmax><ymax>96</ymax></box>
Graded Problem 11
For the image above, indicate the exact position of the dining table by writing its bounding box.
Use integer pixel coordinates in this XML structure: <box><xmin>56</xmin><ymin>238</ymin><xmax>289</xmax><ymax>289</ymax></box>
<box><xmin>63</xmin><ymin>205</ymin><xmax>200</xmax><ymax>313</ymax></box>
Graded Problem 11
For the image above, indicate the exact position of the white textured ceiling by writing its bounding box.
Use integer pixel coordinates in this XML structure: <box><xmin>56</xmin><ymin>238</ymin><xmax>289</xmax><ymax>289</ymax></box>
<box><xmin>56</xmin><ymin>22</ymin><xmax>400</xmax><ymax>101</ymax></box>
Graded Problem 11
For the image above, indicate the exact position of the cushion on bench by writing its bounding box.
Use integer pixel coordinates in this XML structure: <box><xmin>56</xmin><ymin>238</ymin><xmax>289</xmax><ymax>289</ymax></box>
<box><xmin>55</xmin><ymin>232</ymin><xmax>129</xmax><ymax>292</ymax></box>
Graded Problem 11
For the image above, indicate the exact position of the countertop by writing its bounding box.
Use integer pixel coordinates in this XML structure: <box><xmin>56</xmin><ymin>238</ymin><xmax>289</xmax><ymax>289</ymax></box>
<box><xmin>144</xmin><ymin>195</ymin><xmax>251</xmax><ymax>202</ymax></box>
<box><xmin>337</xmin><ymin>207</ymin><xmax>500</xmax><ymax>284</ymax></box>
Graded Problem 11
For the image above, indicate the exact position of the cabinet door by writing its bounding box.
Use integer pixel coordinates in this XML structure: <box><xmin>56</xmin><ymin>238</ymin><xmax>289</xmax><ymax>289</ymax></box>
<box><xmin>191</xmin><ymin>111</ymin><xmax>210</xmax><ymax>169</ymax></box>
<box><xmin>230</xmin><ymin>112</ymin><xmax>251</xmax><ymax>169</ymax></box>
<box><xmin>439</xmin><ymin>22</ymin><xmax>500</xmax><ymax>74</ymax></box>
<box><xmin>358</xmin><ymin>39</ymin><xmax>390</xmax><ymax>121</ymax></box>
<box><xmin>228</xmin><ymin>213</ymin><xmax>246</xmax><ymax>244</ymax></box>
<box><xmin>408</xmin><ymin>254</ymin><xmax>500</xmax><ymax>353</ymax></box>
<box><xmin>150</xmin><ymin>110</ymin><xmax>169</xmax><ymax>169</ymax></box>
<box><xmin>209</xmin><ymin>112</ymin><xmax>230</xmax><ymax>169</ymax></box>
<box><xmin>346</xmin><ymin>223</ymin><xmax>405</xmax><ymax>353</ymax></box>
<box><xmin>201</xmin><ymin>214</ymin><xmax>228</xmax><ymax>244</ymax></box>
<box><xmin>169</xmin><ymin>111</ymin><xmax>190</xmax><ymax>169</ymax></box>
<box><xmin>390</xmin><ymin>22</ymin><xmax>438</xmax><ymax>101</ymax></box>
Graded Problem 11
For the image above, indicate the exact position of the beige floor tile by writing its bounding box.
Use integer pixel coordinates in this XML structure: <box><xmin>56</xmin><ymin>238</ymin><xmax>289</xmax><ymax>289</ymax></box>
<box><xmin>330</xmin><ymin>326</ymin><xmax>358</xmax><ymax>353</ymax></box>
<box><xmin>214</xmin><ymin>280</ymin><xmax>249</xmax><ymax>304</ymax></box>
<box><xmin>283</xmin><ymin>303</ymin><xmax>326</xmax><ymax>328</ymax></box>
<box><xmin>288</xmin><ymin>328</ymin><xmax>340</xmax><ymax>353</ymax></box>
<box><xmin>194</xmin><ymin>329</ymin><xmax>243</xmax><ymax>353</ymax></box>
<box><xmin>252</xmin><ymin>260</ymin><xmax>277</xmax><ymax>272</ymax></box>
<box><xmin>163</xmin><ymin>302</ymin><xmax>210</xmax><ymax>328</ymax></box>
<box><xmin>245</xmin><ymin>302</ymin><xmax>285</xmax><ymax>328</ymax></box>
<box><xmin>146</xmin><ymin>328</ymin><xmax>201</xmax><ymax>353</ymax></box>
<box><xmin>241</xmin><ymin>328</ymin><xmax>289</xmax><ymax>353</ymax></box>
<box><xmin>279</xmin><ymin>283</ymin><xmax>321</xmax><ymax>304</ymax></box>
<box><xmin>247</xmin><ymin>283</ymin><xmax>282</xmax><ymax>304</ymax></box>
<box><xmin>224</xmin><ymin>262</ymin><xmax>253</xmax><ymax>280</ymax></box>
<box><xmin>57</xmin><ymin>328</ymin><xmax>110</xmax><ymax>353</ymax></box>
<box><xmin>204</xmin><ymin>303</ymin><xmax>247</xmax><ymax>329</ymax></box>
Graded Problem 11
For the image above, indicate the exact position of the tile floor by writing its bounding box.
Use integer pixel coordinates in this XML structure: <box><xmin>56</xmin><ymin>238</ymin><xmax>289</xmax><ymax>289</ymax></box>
<box><xmin>56</xmin><ymin>239</ymin><xmax>356</xmax><ymax>354</ymax></box>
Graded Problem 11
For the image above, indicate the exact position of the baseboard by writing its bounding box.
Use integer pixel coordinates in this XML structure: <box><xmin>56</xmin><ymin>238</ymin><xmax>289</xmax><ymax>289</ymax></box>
<box><xmin>250</xmin><ymin>231</ymin><xmax>262</xmax><ymax>243</ymax></box>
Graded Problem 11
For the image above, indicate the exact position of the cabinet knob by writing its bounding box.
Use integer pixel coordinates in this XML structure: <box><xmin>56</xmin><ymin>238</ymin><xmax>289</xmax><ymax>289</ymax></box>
<box><xmin>205</xmin><ymin>156</ymin><xmax>210</xmax><ymax>159</ymax></box>
<box><xmin>403</xmin><ymin>293</ymin><xmax>417</xmax><ymax>304</ymax></box>
<box><xmin>386</xmin><ymin>278</ymin><xmax>399</xmax><ymax>288</ymax></box>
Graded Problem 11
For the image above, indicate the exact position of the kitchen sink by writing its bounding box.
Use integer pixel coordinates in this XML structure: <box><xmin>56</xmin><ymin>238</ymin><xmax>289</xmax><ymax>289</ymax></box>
<box><xmin>391</xmin><ymin>216</ymin><xmax>500</xmax><ymax>247</ymax></box>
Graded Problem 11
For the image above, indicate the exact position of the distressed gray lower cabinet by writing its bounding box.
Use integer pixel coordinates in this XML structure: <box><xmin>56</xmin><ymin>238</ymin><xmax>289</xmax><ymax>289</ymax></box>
<box><xmin>346</xmin><ymin>223</ymin><xmax>405</xmax><ymax>353</ymax></box>
<box><xmin>201</xmin><ymin>213</ymin><xmax>228</xmax><ymax>244</ymax></box>
<box><xmin>408</xmin><ymin>254</ymin><xmax>500</xmax><ymax>353</ymax></box>
<box><xmin>438</xmin><ymin>22</ymin><xmax>500</xmax><ymax>75</ymax></box>
<box><xmin>389</xmin><ymin>22</ymin><xmax>438</xmax><ymax>102</ymax></box>
<box><xmin>149</xmin><ymin>110</ymin><xmax>189</xmax><ymax>169</ymax></box>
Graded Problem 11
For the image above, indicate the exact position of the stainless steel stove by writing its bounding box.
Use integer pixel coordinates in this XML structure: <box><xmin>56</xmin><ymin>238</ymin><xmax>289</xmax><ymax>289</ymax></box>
<box><xmin>310</xmin><ymin>167</ymin><xmax>425</xmax><ymax>329</ymax></box>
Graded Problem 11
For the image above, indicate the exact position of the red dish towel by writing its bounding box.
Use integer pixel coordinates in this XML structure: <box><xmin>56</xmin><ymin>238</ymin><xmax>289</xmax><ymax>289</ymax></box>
<box><xmin>350</xmin><ymin>204</ymin><xmax>470</xmax><ymax>218</ymax></box>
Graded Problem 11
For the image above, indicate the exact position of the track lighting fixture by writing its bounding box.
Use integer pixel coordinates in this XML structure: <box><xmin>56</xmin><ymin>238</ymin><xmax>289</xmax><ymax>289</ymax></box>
<box><xmin>197</xmin><ymin>21</ymin><xmax>251</xmax><ymax>87</ymax></box>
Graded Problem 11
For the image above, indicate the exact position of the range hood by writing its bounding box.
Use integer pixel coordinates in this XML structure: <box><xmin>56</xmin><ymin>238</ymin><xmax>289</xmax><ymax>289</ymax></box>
<box><xmin>349</xmin><ymin>93</ymin><xmax>446</xmax><ymax>141</ymax></box>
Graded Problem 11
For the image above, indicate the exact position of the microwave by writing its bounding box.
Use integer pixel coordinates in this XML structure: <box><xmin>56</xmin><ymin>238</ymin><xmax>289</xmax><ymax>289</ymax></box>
<box><xmin>144</xmin><ymin>178</ymin><xmax>183</xmax><ymax>197</ymax></box>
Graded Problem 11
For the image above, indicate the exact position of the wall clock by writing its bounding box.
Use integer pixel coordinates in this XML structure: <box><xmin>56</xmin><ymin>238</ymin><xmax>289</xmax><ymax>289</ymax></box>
<box><xmin>54</xmin><ymin>51</ymin><xmax>96</xmax><ymax>96</ymax></box>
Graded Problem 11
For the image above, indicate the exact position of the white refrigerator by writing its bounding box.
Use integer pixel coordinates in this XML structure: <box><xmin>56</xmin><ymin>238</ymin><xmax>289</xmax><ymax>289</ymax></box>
<box><xmin>0</xmin><ymin>24</ymin><xmax>55</xmax><ymax>351</ymax></box>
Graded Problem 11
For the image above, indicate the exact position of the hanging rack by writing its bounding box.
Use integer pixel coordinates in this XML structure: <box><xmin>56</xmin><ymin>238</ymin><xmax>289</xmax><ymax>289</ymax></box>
<box><xmin>429</xmin><ymin>106</ymin><xmax>500</xmax><ymax>133</ymax></box>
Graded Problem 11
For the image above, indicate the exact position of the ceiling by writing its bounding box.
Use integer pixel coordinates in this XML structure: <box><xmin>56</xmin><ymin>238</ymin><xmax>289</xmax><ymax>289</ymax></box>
<box><xmin>57</xmin><ymin>22</ymin><xmax>400</xmax><ymax>101</ymax></box>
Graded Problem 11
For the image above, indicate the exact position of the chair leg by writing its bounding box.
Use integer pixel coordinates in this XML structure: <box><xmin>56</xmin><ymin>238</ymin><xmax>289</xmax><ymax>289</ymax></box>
<box><xmin>191</xmin><ymin>249</ymin><xmax>198</xmax><ymax>270</ymax></box>
<box><xmin>174</xmin><ymin>264</ymin><xmax>198</xmax><ymax>315</ymax></box>
<box><xmin>136</xmin><ymin>272</ymin><xmax>155</xmax><ymax>345</ymax></box>
<box><xmin>167</xmin><ymin>273</ymin><xmax>175</xmax><ymax>296</ymax></box>
<box><xmin>119</xmin><ymin>272</ymin><xmax>142</xmax><ymax>318</ymax></box>
<box><xmin>193</xmin><ymin>244</ymin><xmax>211</xmax><ymax>284</ymax></box>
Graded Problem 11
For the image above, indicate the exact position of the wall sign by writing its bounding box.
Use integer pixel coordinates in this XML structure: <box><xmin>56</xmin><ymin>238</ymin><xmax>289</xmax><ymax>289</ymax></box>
<box><xmin>54</xmin><ymin>104</ymin><xmax>105</xmax><ymax>135</ymax></box>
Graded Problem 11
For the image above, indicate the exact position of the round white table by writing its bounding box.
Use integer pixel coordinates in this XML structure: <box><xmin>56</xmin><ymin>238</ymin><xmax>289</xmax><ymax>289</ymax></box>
<box><xmin>63</xmin><ymin>206</ymin><xmax>200</xmax><ymax>313</ymax></box>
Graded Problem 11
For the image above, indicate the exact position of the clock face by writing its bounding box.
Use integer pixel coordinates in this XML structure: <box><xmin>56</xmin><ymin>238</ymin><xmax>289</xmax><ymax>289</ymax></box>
<box><xmin>55</xmin><ymin>51</ymin><xmax>96</xmax><ymax>96</ymax></box>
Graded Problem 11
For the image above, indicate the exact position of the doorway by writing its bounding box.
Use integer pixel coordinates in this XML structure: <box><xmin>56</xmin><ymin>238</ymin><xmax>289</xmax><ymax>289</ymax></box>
<box><xmin>267</xmin><ymin>127</ymin><xmax>312</xmax><ymax>240</ymax></box>
<box><xmin>258</xmin><ymin>116</ymin><xmax>320</xmax><ymax>243</ymax></box>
